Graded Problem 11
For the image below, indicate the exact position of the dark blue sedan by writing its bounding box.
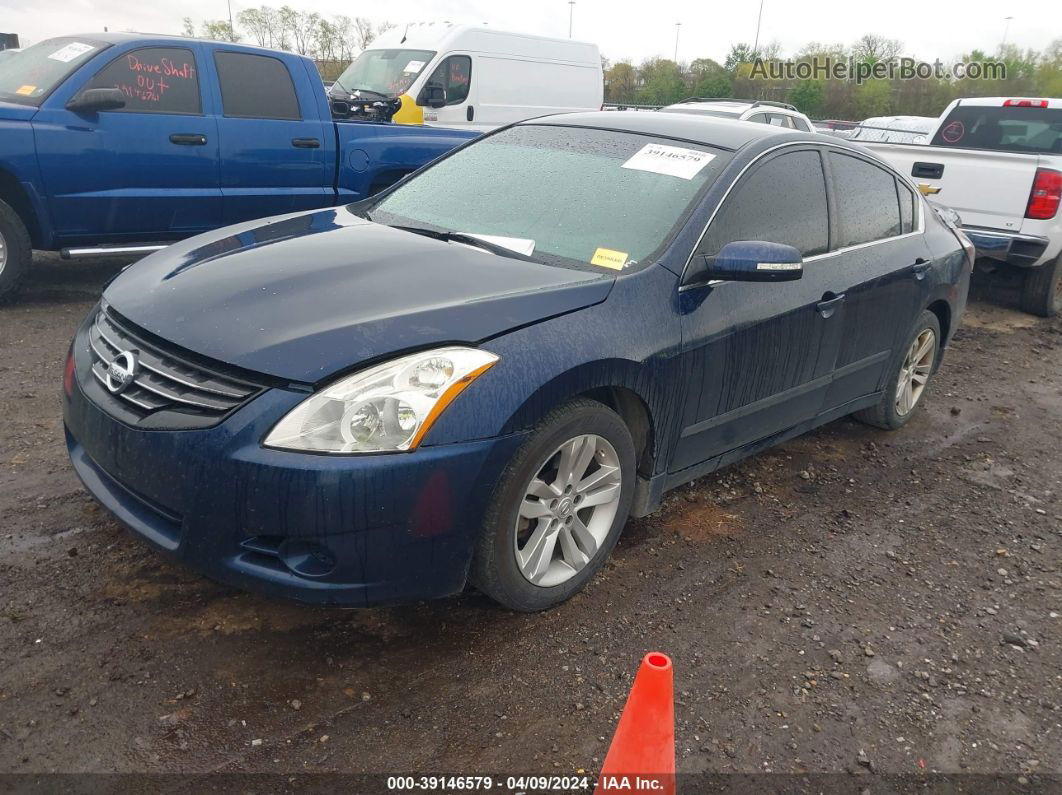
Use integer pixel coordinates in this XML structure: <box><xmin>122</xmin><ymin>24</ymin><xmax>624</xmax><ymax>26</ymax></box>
<box><xmin>63</xmin><ymin>112</ymin><xmax>972</xmax><ymax>611</ymax></box>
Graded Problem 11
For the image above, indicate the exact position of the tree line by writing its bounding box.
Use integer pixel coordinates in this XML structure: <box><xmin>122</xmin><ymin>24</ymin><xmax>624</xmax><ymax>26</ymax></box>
<box><xmin>605</xmin><ymin>34</ymin><xmax>1062</xmax><ymax>120</ymax></box>
<box><xmin>178</xmin><ymin>17</ymin><xmax>1062</xmax><ymax>120</ymax></box>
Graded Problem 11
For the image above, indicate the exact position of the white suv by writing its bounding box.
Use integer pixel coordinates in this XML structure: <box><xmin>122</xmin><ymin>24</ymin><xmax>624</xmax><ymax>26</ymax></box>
<box><xmin>660</xmin><ymin>98</ymin><xmax>815</xmax><ymax>132</ymax></box>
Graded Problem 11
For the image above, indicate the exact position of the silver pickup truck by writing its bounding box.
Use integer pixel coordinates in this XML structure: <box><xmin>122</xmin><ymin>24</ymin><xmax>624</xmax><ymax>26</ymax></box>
<box><xmin>862</xmin><ymin>97</ymin><xmax>1062</xmax><ymax>317</ymax></box>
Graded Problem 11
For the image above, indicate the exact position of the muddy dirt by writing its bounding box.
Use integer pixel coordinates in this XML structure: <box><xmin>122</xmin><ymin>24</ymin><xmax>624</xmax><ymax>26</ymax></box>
<box><xmin>1</xmin><ymin>256</ymin><xmax>1060</xmax><ymax>784</ymax></box>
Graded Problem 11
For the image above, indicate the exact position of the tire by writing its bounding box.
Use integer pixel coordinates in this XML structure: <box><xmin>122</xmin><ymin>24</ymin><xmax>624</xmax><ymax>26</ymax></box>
<box><xmin>1019</xmin><ymin>255</ymin><xmax>1062</xmax><ymax>318</ymax></box>
<box><xmin>0</xmin><ymin>199</ymin><xmax>32</xmax><ymax>303</ymax></box>
<box><xmin>471</xmin><ymin>398</ymin><xmax>636</xmax><ymax>612</ymax></box>
<box><xmin>854</xmin><ymin>310</ymin><xmax>942</xmax><ymax>431</ymax></box>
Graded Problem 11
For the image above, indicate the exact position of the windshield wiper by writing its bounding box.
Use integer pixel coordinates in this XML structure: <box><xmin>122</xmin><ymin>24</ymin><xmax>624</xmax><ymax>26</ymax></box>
<box><xmin>390</xmin><ymin>225</ymin><xmax>537</xmax><ymax>261</ymax></box>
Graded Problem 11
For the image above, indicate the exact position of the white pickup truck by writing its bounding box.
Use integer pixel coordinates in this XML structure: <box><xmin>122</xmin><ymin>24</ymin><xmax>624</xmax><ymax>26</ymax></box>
<box><xmin>861</xmin><ymin>97</ymin><xmax>1062</xmax><ymax>316</ymax></box>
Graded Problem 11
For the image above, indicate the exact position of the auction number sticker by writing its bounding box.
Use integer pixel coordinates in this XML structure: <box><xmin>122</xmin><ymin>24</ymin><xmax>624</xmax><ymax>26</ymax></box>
<box><xmin>49</xmin><ymin>42</ymin><xmax>95</xmax><ymax>63</ymax></box>
<box><xmin>404</xmin><ymin>60</ymin><xmax>426</xmax><ymax>73</ymax></box>
<box><xmin>590</xmin><ymin>247</ymin><xmax>628</xmax><ymax>269</ymax></box>
<box><xmin>621</xmin><ymin>143</ymin><xmax>715</xmax><ymax>180</ymax></box>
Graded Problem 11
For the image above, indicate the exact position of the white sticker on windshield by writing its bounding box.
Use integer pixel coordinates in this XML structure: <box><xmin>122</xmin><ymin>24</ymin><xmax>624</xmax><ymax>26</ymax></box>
<box><xmin>48</xmin><ymin>42</ymin><xmax>95</xmax><ymax>63</ymax></box>
<box><xmin>403</xmin><ymin>60</ymin><xmax>426</xmax><ymax>73</ymax></box>
<box><xmin>621</xmin><ymin>143</ymin><xmax>715</xmax><ymax>180</ymax></box>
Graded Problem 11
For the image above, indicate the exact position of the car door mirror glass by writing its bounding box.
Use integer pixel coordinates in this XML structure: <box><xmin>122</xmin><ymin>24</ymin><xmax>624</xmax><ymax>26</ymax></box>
<box><xmin>66</xmin><ymin>88</ymin><xmax>126</xmax><ymax>113</ymax></box>
<box><xmin>702</xmin><ymin>240</ymin><xmax>803</xmax><ymax>283</ymax></box>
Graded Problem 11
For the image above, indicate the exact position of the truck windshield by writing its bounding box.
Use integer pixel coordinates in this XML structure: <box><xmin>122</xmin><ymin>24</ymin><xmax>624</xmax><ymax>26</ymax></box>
<box><xmin>931</xmin><ymin>105</ymin><xmax>1062</xmax><ymax>154</ymax></box>
<box><xmin>0</xmin><ymin>38</ymin><xmax>107</xmax><ymax>106</ymax></box>
<box><xmin>332</xmin><ymin>49</ymin><xmax>435</xmax><ymax>98</ymax></box>
<box><xmin>365</xmin><ymin>124</ymin><xmax>729</xmax><ymax>272</ymax></box>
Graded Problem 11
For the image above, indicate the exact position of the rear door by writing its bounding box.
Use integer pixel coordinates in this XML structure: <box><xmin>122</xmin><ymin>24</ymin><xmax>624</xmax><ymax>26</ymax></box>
<box><xmin>673</xmin><ymin>147</ymin><xmax>841</xmax><ymax>472</ymax></box>
<box><xmin>33</xmin><ymin>43</ymin><xmax>221</xmax><ymax>241</ymax></box>
<box><xmin>209</xmin><ymin>50</ymin><xmax>331</xmax><ymax>224</ymax></box>
<box><xmin>821</xmin><ymin>150</ymin><xmax>930</xmax><ymax>408</ymax></box>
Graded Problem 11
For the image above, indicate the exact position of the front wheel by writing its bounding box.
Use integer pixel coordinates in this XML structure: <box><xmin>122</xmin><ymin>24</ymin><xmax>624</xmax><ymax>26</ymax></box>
<box><xmin>0</xmin><ymin>199</ymin><xmax>32</xmax><ymax>303</ymax></box>
<box><xmin>1019</xmin><ymin>255</ymin><xmax>1062</xmax><ymax>318</ymax></box>
<box><xmin>854</xmin><ymin>310</ymin><xmax>941</xmax><ymax>430</ymax></box>
<box><xmin>471</xmin><ymin>398</ymin><xmax>636</xmax><ymax>612</ymax></box>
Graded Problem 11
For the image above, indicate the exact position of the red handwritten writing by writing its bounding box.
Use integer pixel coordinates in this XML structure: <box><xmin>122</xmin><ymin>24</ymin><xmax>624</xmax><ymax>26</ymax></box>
<box><xmin>125</xmin><ymin>54</ymin><xmax>196</xmax><ymax>80</ymax></box>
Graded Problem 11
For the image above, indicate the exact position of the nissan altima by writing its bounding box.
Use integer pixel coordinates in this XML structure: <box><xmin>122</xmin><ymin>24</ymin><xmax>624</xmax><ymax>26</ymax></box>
<box><xmin>63</xmin><ymin>112</ymin><xmax>972</xmax><ymax>611</ymax></box>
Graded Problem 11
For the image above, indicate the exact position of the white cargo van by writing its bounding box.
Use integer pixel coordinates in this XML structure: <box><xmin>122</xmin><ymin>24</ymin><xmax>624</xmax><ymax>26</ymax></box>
<box><xmin>329</xmin><ymin>23</ymin><xmax>603</xmax><ymax>131</ymax></box>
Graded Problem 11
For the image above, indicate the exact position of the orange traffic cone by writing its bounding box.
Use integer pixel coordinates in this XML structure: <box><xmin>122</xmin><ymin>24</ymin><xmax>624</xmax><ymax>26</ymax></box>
<box><xmin>594</xmin><ymin>652</ymin><xmax>675</xmax><ymax>795</ymax></box>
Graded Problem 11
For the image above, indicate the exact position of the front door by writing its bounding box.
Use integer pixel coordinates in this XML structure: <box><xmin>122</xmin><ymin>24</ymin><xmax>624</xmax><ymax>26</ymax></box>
<box><xmin>34</xmin><ymin>44</ymin><xmax>221</xmax><ymax>242</ymax></box>
<box><xmin>420</xmin><ymin>54</ymin><xmax>475</xmax><ymax>128</ymax></box>
<box><xmin>672</xmin><ymin>148</ymin><xmax>842</xmax><ymax>472</ymax></box>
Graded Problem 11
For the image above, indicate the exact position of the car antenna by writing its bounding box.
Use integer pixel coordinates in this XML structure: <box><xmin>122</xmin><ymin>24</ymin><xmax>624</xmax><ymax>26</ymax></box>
<box><xmin>400</xmin><ymin>24</ymin><xmax>408</xmax><ymax>44</ymax></box>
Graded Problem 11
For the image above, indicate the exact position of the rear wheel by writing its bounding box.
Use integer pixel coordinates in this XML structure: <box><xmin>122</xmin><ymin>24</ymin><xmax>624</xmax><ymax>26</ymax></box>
<box><xmin>471</xmin><ymin>398</ymin><xmax>635</xmax><ymax>612</ymax></box>
<box><xmin>1019</xmin><ymin>255</ymin><xmax>1062</xmax><ymax>318</ymax></box>
<box><xmin>855</xmin><ymin>310</ymin><xmax>941</xmax><ymax>430</ymax></box>
<box><xmin>0</xmin><ymin>199</ymin><xmax>32</xmax><ymax>303</ymax></box>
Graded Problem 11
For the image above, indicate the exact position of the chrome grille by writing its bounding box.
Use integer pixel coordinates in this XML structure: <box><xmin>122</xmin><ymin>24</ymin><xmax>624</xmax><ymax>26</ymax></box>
<box><xmin>87</xmin><ymin>308</ymin><xmax>259</xmax><ymax>418</ymax></box>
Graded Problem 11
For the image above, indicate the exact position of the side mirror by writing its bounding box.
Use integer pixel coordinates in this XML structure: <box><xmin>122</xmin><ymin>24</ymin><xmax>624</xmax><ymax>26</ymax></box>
<box><xmin>66</xmin><ymin>88</ymin><xmax>126</xmax><ymax>113</ymax></box>
<box><xmin>699</xmin><ymin>240</ymin><xmax>803</xmax><ymax>283</ymax></box>
<box><xmin>418</xmin><ymin>83</ymin><xmax>446</xmax><ymax>109</ymax></box>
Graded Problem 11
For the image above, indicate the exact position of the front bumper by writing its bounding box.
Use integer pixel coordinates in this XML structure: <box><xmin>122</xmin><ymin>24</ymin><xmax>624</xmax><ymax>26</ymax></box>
<box><xmin>962</xmin><ymin>226</ymin><xmax>1049</xmax><ymax>268</ymax></box>
<box><xmin>63</xmin><ymin>341</ymin><xmax>525</xmax><ymax>607</ymax></box>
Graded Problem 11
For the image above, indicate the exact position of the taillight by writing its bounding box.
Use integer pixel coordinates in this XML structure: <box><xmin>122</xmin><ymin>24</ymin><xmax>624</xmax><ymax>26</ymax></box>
<box><xmin>1003</xmin><ymin>99</ymin><xmax>1048</xmax><ymax>108</ymax></box>
<box><xmin>63</xmin><ymin>345</ymin><xmax>75</xmax><ymax>398</ymax></box>
<box><xmin>1026</xmin><ymin>168</ymin><xmax>1062</xmax><ymax>220</ymax></box>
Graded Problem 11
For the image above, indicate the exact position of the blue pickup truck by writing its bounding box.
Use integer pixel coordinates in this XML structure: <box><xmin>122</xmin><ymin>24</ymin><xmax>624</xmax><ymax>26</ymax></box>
<box><xmin>0</xmin><ymin>33</ymin><xmax>478</xmax><ymax>299</ymax></box>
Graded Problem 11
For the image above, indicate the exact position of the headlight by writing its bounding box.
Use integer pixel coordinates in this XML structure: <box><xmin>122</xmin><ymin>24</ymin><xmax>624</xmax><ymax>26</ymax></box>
<box><xmin>263</xmin><ymin>347</ymin><xmax>498</xmax><ymax>454</ymax></box>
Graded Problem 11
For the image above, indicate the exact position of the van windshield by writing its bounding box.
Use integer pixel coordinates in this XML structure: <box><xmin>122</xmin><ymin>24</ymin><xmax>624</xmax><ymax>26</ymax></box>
<box><xmin>365</xmin><ymin>124</ymin><xmax>729</xmax><ymax>272</ymax></box>
<box><xmin>0</xmin><ymin>37</ymin><xmax>107</xmax><ymax>106</ymax></box>
<box><xmin>931</xmin><ymin>105</ymin><xmax>1062</xmax><ymax>154</ymax></box>
<box><xmin>332</xmin><ymin>49</ymin><xmax>435</xmax><ymax>98</ymax></box>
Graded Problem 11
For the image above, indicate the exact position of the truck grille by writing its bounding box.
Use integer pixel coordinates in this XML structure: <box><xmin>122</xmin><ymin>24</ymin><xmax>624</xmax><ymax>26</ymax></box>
<box><xmin>87</xmin><ymin>308</ymin><xmax>260</xmax><ymax>420</ymax></box>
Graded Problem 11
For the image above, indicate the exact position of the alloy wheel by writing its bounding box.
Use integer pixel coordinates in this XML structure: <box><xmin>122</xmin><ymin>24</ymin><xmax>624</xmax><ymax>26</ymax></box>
<box><xmin>0</xmin><ymin>228</ymin><xmax>7</xmax><ymax>276</ymax></box>
<box><xmin>895</xmin><ymin>328</ymin><xmax>936</xmax><ymax>416</ymax></box>
<box><xmin>514</xmin><ymin>434</ymin><xmax>623</xmax><ymax>587</ymax></box>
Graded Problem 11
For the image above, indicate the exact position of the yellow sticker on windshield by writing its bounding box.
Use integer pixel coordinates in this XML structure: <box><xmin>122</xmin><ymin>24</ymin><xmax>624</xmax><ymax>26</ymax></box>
<box><xmin>591</xmin><ymin>248</ymin><xmax>628</xmax><ymax>270</ymax></box>
<box><xmin>15</xmin><ymin>85</ymin><xmax>36</xmax><ymax>96</ymax></box>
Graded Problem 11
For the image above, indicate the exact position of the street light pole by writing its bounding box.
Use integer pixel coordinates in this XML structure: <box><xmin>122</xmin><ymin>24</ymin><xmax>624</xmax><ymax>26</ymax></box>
<box><xmin>568</xmin><ymin>1</ymin><xmax>575</xmax><ymax>39</ymax></box>
<box><xmin>1000</xmin><ymin>16</ymin><xmax>1014</xmax><ymax>50</ymax></box>
<box><xmin>752</xmin><ymin>0</ymin><xmax>765</xmax><ymax>56</ymax></box>
<box><xmin>227</xmin><ymin>0</ymin><xmax>235</xmax><ymax>40</ymax></box>
<box><xmin>674</xmin><ymin>23</ymin><xmax>681</xmax><ymax>62</ymax></box>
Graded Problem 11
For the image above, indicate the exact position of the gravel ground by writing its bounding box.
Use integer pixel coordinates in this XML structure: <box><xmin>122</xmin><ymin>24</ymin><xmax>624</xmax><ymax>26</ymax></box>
<box><xmin>1</xmin><ymin>255</ymin><xmax>1059</xmax><ymax>786</ymax></box>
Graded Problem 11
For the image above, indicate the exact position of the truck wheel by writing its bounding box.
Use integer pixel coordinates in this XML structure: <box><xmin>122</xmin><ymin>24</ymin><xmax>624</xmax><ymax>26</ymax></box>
<box><xmin>0</xmin><ymin>199</ymin><xmax>32</xmax><ymax>303</ymax></box>
<box><xmin>1019</xmin><ymin>255</ymin><xmax>1061</xmax><ymax>318</ymax></box>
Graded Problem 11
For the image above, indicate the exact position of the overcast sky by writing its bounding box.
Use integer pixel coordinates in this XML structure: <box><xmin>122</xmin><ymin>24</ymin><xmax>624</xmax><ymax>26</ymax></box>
<box><xmin>1</xmin><ymin>0</ymin><xmax>1057</xmax><ymax>63</ymax></box>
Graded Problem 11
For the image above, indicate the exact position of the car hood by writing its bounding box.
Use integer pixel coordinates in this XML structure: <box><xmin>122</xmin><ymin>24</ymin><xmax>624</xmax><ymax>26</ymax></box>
<box><xmin>103</xmin><ymin>206</ymin><xmax>614</xmax><ymax>383</ymax></box>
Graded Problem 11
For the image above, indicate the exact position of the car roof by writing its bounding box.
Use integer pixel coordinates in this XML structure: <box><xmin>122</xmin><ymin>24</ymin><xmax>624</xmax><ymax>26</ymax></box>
<box><xmin>45</xmin><ymin>32</ymin><xmax>297</xmax><ymax>58</ymax></box>
<box><xmin>523</xmin><ymin>110</ymin><xmax>816</xmax><ymax>151</ymax></box>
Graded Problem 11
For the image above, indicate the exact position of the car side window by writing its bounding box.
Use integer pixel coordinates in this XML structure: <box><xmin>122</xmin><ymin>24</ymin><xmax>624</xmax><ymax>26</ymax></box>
<box><xmin>83</xmin><ymin>47</ymin><xmax>201</xmax><ymax>114</ymax></box>
<box><xmin>699</xmin><ymin>149</ymin><xmax>829</xmax><ymax>258</ymax></box>
<box><xmin>746</xmin><ymin>112</ymin><xmax>769</xmax><ymax>124</ymax></box>
<box><xmin>791</xmin><ymin>116</ymin><xmax>811</xmax><ymax>132</ymax></box>
<box><xmin>425</xmin><ymin>55</ymin><xmax>472</xmax><ymax>105</ymax></box>
<box><xmin>766</xmin><ymin>113</ymin><xmax>791</xmax><ymax>127</ymax></box>
<box><xmin>829</xmin><ymin>152</ymin><xmax>903</xmax><ymax>247</ymax></box>
<box><xmin>214</xmin><ymin>51</ymin><xmax>301</xmax><ymax>120</ymax></box>
<box><xmin>897</xmin><ymin>179</ymin><xmax>916</xmax><ymax>234</ymax></box>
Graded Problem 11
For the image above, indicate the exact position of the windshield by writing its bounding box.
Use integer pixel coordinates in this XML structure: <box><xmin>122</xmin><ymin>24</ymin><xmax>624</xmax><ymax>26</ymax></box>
<box><xmin>0</xmin><ymin>37</ymin><xmax>106</xmax><ymax>106</ymax></box>
<box><xmin>332</xmin><ymin>49</ymin><xmax>435</xmax><ymax>97</ymax></box>
<box><xmin>931</xmin><ymin>106</ymin><xmax>1062</xmax><ymax>154</ymax></box>
<box><xmin>366</xmin><ymin>125</ymin><xmax>729</xmax><ymax>272</ymax></box>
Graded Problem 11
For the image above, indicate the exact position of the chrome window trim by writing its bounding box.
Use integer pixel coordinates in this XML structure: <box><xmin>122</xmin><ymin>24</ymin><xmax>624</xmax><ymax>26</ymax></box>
<box><xmin>679</xmin><ymin>140</ymin><xmax>926</xmax><ymax>291</ymax></box>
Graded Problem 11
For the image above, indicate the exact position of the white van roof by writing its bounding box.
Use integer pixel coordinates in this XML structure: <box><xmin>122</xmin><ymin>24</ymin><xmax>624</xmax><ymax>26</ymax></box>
<box><xmin>370</xmin><ymin>23</ymin><xmax>600</xmax><ymax>66</ymax></box>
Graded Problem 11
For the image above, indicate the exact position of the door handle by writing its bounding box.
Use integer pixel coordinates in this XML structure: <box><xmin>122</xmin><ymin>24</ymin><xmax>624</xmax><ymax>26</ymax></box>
<box><xmin>816</xmin><ymin>292</ymin><xmax>845</xmax><ymax>318</ymax></box>
<box><xmin>466</xmin><ymin>105</ymin><xmax>475</xmax><ymax>122</ymax></box>
<box><xmin>912</xmin><ymin>259</ymin><xmax>931</xmax><ymax>280</ymax></box>
<box><xmin>169</xmin><ymin>133</ymin><xmax>207</xmax><ymax>146</ymax></box>
<box><xmin>292</xmin><ymin>137</ymin><xmax>321</xmax><ymax>148</ymax></box>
